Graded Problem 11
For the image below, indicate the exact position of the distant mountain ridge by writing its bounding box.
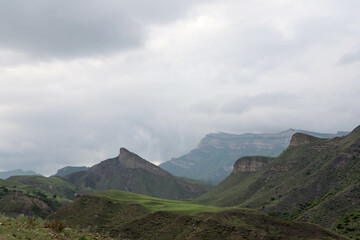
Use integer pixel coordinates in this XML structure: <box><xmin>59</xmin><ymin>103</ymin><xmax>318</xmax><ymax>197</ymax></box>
<box><xmin>160</xmin><ymin>129</ymin><xmax>348</xmax><ymax>183</ymax></box>
<box><xmin>53</xmin><ymin>166</ymin><xmax>89</xmax><ymax>177</ymax></box>
<box><xmin>197</xmin><ymin>125</ymin><xmax>360</xmax><ymax>239</ymax></box>
<box><xmin>0</xmin><ymin>169</ymin><xmax>41</xmax><ymax>179</ymax></box>
<box><xmin>64</xmin><ymin>147</ymin><xmax>207</xmax><ymax>200</ymax></box>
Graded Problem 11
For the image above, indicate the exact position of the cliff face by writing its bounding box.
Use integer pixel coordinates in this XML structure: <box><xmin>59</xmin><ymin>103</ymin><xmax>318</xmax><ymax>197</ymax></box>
<box><xmin>289</xmin><ymin>133</ymin><xmax>319</xmax><ymax>147</ymax></box>
<box><xmin>118</xmin><ymin>148</ymin><xmax>171</xmax><ymax>178</ymax></box>
<box><xmin>233</xmin><ymin>156</ymin><xmax>272</xmax><ymax>173</ymax></box>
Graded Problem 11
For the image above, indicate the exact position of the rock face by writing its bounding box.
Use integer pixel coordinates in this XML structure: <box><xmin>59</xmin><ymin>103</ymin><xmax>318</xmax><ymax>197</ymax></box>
<box><xmin>233</xmin><ymin>156</ymin><xmax>272</xmax><ymax>173</ymax></box>
<box><xmin>118</xmin><ymin>148</ymin><xmax>170</xmax><ymax>178</ymax></box>
<box><xmin>289</xmin><ymin>133</ymin><xmax>318</xmax><ymax>147</ymax></box>
<box><xmin>65</xmin><ymin>148</ymin><xmax>207</xmax><ymax>200</ymax></box>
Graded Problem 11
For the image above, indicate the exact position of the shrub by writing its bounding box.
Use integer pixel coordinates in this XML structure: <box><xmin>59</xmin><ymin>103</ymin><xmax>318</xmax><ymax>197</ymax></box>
<box><xmin>44</xmin><ymin>220</ymin><xmax>66</xmax><ymax>232</ymax></box>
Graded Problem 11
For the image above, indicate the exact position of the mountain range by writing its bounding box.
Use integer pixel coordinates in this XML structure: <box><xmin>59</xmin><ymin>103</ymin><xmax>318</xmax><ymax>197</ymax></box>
<box><xmin>0</xmin><ymin>169</ymin><xmax>41</xmax><ymax>179</ymax></box>
<box><xmin>52</xmin><ymin>166</ymin><xmax>89</xmax><ymax>177</ymax></box>
<box><xmin>0</xmin><ymin>125</ymin><xmax>358</xmax><ymax>239</ymax></box>
<box><xmin>160</xmin><ymin>129</ymin><xmax>348</xmax><ymax>183</ymax></box>
<box><xmin>198</xmin><ymin>125</ymin><xmax>360</xmax><ymax>238</ymax></box>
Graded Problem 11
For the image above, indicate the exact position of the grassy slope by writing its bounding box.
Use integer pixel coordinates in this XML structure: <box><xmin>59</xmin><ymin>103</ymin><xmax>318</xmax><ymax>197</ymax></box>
<box><xmin>7</xmin><ymin>175</ymin><xmax>76</xmax><ymax>202</ymax></box>
<box><xmin>97</xmin><ymin>190</ymin><xmax>225</xmax><ymax>214</ymax></box>
<box><xmin>198</xmin><ymin>125</ymin><xmax>360</xmax><ymax>239</ymax></box>
<box><xmin>0</xmin><ymin>214</ymin><xmax>114</xmax><ymax>240</ymax></box>
<box><xmin>175</xmin><ymin>176</ymin><xmax>214</xmax><ymax>191</ymax></box>
<box><xmin>0</xmin><ymin>178</ymin><xmax>63</xmax><ymax>218</ymax></box>
<box><xmin>51</xmin><ymin>190</ymin><xmax>345</xmax><ymax>240</ymax></box>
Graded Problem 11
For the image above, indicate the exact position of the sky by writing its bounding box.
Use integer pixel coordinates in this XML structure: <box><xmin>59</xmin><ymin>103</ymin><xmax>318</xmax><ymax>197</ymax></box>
<box><xmin>0</xmin><ymin>0</ymin><xmax>359</xmax><ymax>175</ymax></box>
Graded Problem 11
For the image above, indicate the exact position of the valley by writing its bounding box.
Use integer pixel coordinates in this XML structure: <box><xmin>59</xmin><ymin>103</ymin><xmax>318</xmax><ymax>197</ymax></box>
<box><xmin>0</xmin><ymin>126</ymin><xmax>359</xmax><ymax>239</ymax></box>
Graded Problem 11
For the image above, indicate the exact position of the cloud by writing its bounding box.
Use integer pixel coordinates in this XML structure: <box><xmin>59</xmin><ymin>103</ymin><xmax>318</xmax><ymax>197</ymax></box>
<box><xmin>0</xmin><ymin>0</ymin><xmax>359</xmax><ymax>175</ymax></box>
<box><xmin>0</xmin><ymin>0</ymin><xmax>207</xmax><ymax>59</ymax></box>
<box><xmin>338</xmin><ymin>48</ymin><xmax>360</xmax><ymax>65</ymax></box>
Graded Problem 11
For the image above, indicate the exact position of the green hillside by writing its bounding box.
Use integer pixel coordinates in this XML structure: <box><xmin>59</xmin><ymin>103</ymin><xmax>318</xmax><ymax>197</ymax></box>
<box><xmin>198</xmin><ymin>125</ymin><xmax>360</xmax><ymax>239</ymax></box>
<box><xmin>51</xmin><ymin>190</ymin><xmax>345</xmax><ymax>240</ymax></box>
<box><xmin>0</xmin><ymin>213</ymin><xmax>114</xmax><ymax>240</ymax></box>
<box><xmin>0</xmin><ymin>178</ymin><xmax>62</xmax><ymax>218</ymax></box>
<box><xmin>8</xmin><ymin>175</ymin><xmax>76</xmax><ymax>202</ymax></box>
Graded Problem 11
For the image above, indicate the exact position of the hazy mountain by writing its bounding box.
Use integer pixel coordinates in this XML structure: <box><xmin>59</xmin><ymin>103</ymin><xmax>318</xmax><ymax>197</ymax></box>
<box><xmin>64</xmin><ymin>148</ymin><xmax>208</xmax><ymax>200</ymax></box>
<box><xmin>53</xmin><ymin>166</ymin><xmax>89</xmax><ymax>177</ymax></box>
<box><xmin>0</xmin><ymin>169</ymin><xmax>42</xmax><ymax>179</ymax></box>
<box><xmin>198</xmin><ymin>125</ymin><xmax>360</xmax><ymax>239</ymax></box>
<box><xmin>160</xmin><ymin>129</ymin><xmax>348</xmax><ymax>183</ymax></box>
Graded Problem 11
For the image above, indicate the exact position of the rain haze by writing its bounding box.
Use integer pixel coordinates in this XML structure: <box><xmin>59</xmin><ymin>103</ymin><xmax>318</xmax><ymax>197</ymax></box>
<box><xmin>0</xmin><ymin>0</ymin><xmax>359</xmax><ymax>175</ymax></box>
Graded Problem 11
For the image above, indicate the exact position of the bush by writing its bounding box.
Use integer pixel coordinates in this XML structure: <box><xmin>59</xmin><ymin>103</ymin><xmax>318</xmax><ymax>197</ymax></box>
<box><xmin>44</xmin><ymin>220</ymin><xmax>66</xmax><ymax>232</ymax></box>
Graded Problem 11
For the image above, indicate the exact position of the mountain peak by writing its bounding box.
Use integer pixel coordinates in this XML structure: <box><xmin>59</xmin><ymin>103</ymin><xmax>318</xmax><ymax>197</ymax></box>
<box><xmin>117</xmin><ymin>148</ymin><xmax>170</xmax><ymax>178</ymax></box>
<box><xmin>120</xmin><ymin>147</ymin><xmax>130</xmax><ymax>154</ymax></box>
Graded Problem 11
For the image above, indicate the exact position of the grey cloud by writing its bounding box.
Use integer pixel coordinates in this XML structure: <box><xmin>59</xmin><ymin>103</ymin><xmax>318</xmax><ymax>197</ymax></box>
<box><xmin>337</xmin><ymin>48</ymin><xmax>360</xmax><ymax>65</ymax></box>
<box><xmin>0</xmin><ymin>0</ymin><xmax>359</xmax><ymax>175</ymax></box>
<box><xmin>0</xmin><ymin>0</ymin><xmax>205</xmax><ymax>59</ymax></box>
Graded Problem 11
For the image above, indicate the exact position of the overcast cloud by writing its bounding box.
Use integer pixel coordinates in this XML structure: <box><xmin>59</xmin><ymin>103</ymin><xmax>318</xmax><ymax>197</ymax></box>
<box><xmin>0</xmin><ymin>0</ymin><xmax>359</xmax><ymax>175</ymax></box>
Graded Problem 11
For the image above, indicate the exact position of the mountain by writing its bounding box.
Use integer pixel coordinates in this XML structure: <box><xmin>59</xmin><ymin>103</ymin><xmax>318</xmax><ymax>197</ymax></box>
<box><xmin>0</xmin><ymin>169</ymin><xmax>41</xmax><ymax>179</ymax></box>
<box><xmin>50</xmin><ymin>190</ymin><xmax>345</xmax><ymax>240</ymax></box>
<box><xmin>198</xmin><ymin>125</ymin><xmax>360</xmax><ymax>239</ymax></box>
<box><xmin>53</xmin><ymin>166</ymin><xmax>89</xmax><ymax>177</ymax></box>
<box><xmin>64</xmin><ymin>147</ymin><xmax>207</xmax><ymax>200</ymax></box>
<box><xmin>160</xmin><ymin>129</ymin><xmax>348</xmax><ymax>183</ymax></box>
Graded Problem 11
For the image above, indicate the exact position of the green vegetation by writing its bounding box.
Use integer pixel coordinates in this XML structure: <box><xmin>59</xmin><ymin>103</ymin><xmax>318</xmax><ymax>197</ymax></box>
<box><xmin>334</xmin><ymin>210</ymin><xmax>360</xmax><ymax>239</ymax></box>
<box><xmin>8</xmin><ymin>175</ymin><xmax>76</xmax><ymax>201</ymax></box>
<box><xmin>0</xmin><ymin>179</ymin><xmax>62</xmax><ymax>218</ymax></box>
<box><xmin>97</xmin><ymin>190</ymin><xmax>226</xmax><ymax>214</ymax></box>
<box><xmin>0</xmin><ymin>213</ymin><xmax>114</xmax><ymax>239</ymax></box>
<box><xmin>50</xmin><ymin>191</ymin><xmax>345</xmax><ymax>239</ymax></box>
<box><xmin>197</xmin><ymin>126</ymin><xmax>360</xmax><ymax>239</ymax></box>
<box><xmin>175</xmin><ymin>176</ymin><xmax>214</xmax><ymax>191</ymax></box>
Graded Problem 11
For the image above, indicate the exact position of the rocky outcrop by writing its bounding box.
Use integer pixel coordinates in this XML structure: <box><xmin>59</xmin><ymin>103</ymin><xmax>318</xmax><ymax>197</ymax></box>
<box><xmin>118</xmin><ymin>148</ymin><xmax>171</xmax><ymax>178</ymax></box>
<box><xmin>233</xmin><ymin>156</ymin><xmax>272</xmax><ymax>173</ymax></box>
<box><xmin>289</xmin><ymin>133</ymin><xmax>319</xmax><ymax>147</ymax></box>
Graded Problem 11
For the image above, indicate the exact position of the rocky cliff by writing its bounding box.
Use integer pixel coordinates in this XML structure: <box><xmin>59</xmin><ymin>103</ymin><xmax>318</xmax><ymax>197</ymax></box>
<box><xmin>233</xmin><ymin>156</ymin><xmax>272</xmax><ymax>173</ymax></box>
